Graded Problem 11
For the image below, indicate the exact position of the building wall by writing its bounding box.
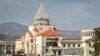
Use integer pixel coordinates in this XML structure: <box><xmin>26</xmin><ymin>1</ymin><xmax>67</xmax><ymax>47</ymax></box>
<box><xmin>36</xmin><ymin>36</ymin><xmax>43</xmax><ymax>55</ymax></box>
<box><xmin>15</xmin><ymin>40</ymin><xmax>23</xmax><ymax>52</ymax></box>
<box><xmin>0</xmin><ymin>41</ymin><xmax>15</xmax><ymax>55</ymax></box>
<box><xmin>61</xmin><ymin>41</ymin><xmax>83</xmax><ymax>56</ymax></box>
<box><xmin>15</xmin><ymin>28</ymin><xmax>96</xmax><ymax>56</ymax></box>
<box><xmin>81</xmin><ymin>30</ymin><xmax>94</xmax><ymax>42</ymax></box>
<box><xmin>81</xmin><ymin>29</ymin><xmax>94</xmax><ymax>56</ymax></box>
<box><xmin>37</xmin><ymin>25</ymin><xmax>55</xmax><ymax>32</ymax></box>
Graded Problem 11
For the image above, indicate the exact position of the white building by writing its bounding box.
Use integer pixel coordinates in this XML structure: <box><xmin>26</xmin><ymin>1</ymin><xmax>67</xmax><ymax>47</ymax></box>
<box><xmin>15</xmin><ymin>36</ymin><xmax>25</xmax><ymax>55</ymax></box>
<box><xmin>81</xmin><ymin>30</ymin><xmax>95</xmax><ymax>56</ymax></box>
<box><xmin>0</xmin><ymin>40</ymin><xmax>15</xmax><ymax>55</ymax></box>
<box><xmin>15</xmin><ymin>4</ymin><xmax>95</xmax><ymax>56</ymax></box>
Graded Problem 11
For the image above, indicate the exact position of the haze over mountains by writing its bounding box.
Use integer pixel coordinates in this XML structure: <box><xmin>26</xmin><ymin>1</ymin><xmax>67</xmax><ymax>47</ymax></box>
<box><xmin>59</xmin><ymin>30</ymin><xmax>81</xmax><ymax>39</ymax></box>
<box><xmin>0</xmin><ymin>22</ymin><xmax>28</xmax><ymax>35</ymax></box>
<box><xmin>0</xmin><ymin>22</ymin><xmax>28</xmax><ymax>41</ymax></box>
<box><xmin>0</xmin><ymin>22</ymin><xmax>80</xmax><ymax>41</ymax></box>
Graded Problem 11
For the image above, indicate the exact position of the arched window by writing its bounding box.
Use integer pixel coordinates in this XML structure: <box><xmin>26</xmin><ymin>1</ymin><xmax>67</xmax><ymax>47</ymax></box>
<box><xmin>78</xmin><ymin>44</ymin><xmax>80</xmax><ymax>47</ymax></box>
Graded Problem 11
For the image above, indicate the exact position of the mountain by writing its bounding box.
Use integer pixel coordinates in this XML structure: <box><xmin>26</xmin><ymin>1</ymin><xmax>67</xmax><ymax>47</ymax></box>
<box><xmin>0</xmin><ymin>22</ymin><xmax>28</xmax><ymax>36</ymax></box>
<box><xmin>0</xmin><ymin>22</ymin><xmax>81</xmax><ymax>41</ymax></box>
<box><xmin>0</xmin><ymin>34</ymin><xmax>17</xmax><ymax>41</ymax></box>
<box><xmin>0</xmin><ymin>22</ymin><xmax>28</xmax><ymax>41</ymax></box>
<box><xmin>59</xmin><ymin>30</ymin><xmax>81</xmax><ymax>39</ymax></box>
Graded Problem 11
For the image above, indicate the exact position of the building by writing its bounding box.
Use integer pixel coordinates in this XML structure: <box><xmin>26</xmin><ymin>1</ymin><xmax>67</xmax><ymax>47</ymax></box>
<box><xmin>15</xmin><ymin>4</ymin><xmax>95</xmax><ymax>56</ymax></box>
<box><xmin>15</xmin><ymin>36</ymin><xmax>25</xmax><ymax>55</ymax></box>
<box><xmin>0</xmin><ymin>40</ymin><xmax>15</xmax><ymax>56</ymax></box>
<box><xmin>81</xmin><ymin>30</ymin><xmax>95</xmax><ymax>56</ymax></box>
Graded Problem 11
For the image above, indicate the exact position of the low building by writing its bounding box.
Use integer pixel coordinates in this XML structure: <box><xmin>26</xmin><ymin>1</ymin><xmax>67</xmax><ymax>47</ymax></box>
<box><xmin>15</xmin><ymin>36</ymin><xmax>25</xmax><ymax>55</ymax></box>
<box><xmin>0</xmin><ymin>40</ymin><xmax>15</xmax><ymax>55</ymax></box>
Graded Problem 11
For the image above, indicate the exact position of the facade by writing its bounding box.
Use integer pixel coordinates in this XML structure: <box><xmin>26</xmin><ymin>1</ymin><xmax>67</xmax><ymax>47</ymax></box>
<box><xmin>0</xmin><ymin>40</ymin><xmax>15</xmax><ymax>56</ymax></box>
<box><xmin>15</xmin><ymin>4</ymin><xmax>95</xmax><ymax>56</ymax></box>
<box><xmin>81</xmin><ymin>30</ymin><xmax>95</xmax><ymax>56</ymax></box>
<box><xmin>15</xmin><ymin>36</ymin><xmax>25</xmax><ymax>55</ymax></box>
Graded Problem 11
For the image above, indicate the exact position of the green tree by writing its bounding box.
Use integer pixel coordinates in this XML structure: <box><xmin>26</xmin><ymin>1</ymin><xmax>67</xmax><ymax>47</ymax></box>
<box><xmin>93</xmin><ymin>27</ymin><xmax>100</xmax><ymax>56</ymax></box>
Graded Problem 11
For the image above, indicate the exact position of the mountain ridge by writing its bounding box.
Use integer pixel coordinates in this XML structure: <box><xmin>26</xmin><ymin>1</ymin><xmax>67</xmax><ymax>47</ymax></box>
<box><xmin>0</xmin><ymin>22</ymin><xmax>81</xmax><ymax>41</ymax></box>
<box><xmin>0</xmin><ymin>22</ymin><xmax>28</xmax><ymax>41</ymax></box>
<box><xmin>0</xmin><ymin>22</ymin><xmax>28</xmax><ymax>36</ymax></box>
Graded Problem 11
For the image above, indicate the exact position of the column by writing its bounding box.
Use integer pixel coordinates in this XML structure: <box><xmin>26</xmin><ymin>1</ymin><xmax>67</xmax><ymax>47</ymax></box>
<box><xmin>56</xmin><ymin>51</ymin><xmax>58</xmax><ymax>56</ymax></box>
<box><xmin>4</xmin><ymin>43</ymin><xmax>6</xmax><ymax>54</ymax></box>
<box><xmin>61</xmin><ymin>50</ymin><xmax>63</xmax><ymax>56</ymax></box>
<box><xmin>11</xmin><ymin>44</ymin><xmax>13</xmax><ymax>55</ymax></box>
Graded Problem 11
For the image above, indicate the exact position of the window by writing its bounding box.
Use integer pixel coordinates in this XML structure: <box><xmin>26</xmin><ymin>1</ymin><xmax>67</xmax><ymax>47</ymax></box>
<box><xmin>63</xmin><ymin>44</ymin><xmax>65</xmax><ymax>47</ymax></box>
<box><xmin>53</xmin><ymin>51</ymin><xmax>56</xmax><ymax>55</ymax></box>
<box><xmin>58</xmin><ymin>51</ymin><xmax>61</xmax><ymax>55</ymax></box>
<box><xmin>45</xmin><ymin>49</ymin><xmax>48</xmax><ymax>52</ymax></box>
<box><xmin>40</xmin><ymin>23</ymin><xmax>43</xmax><ymax>25</ymax></box>
<box><xmin>31</xmin><ymin>39</ymin><xmax>33</xmax><ymax>43</ymax></box>
<box><xmin>89</xmin><ymin>50</ymin><xmax>92</xmax><ymax>54</ymax></box>
<box><xmin>89</xmin><ymin>43</ymin><xmax>91</xmax><ymax>47</ymax></box>
<box><xmin>78</xmin><ymin>44</ymin><xmax>80</xmax><ymax>47</ymax></box>
<box><xmin>49</xmin><ymin>28</ymin><xmax>51</xmax><ymax>30</ymax></box>
<box><xmin>52</xmin><ymin>42</ymin><xmax>57</xmax><ymax>46</ymax></box>
<box><xmin>38</xmin><ymin>54</ymin><xmax>40</xmax><ymax>56</ymax></box>
<box><xmin>68</xmin><ymin>44</ymin><xmax>70</xmax><ymax>47</ymax></box>
<box><xmin>53</xmin><ymin>28</ymin><xmax>56</xmax><ymax>30</ymax></box>
<box><xmin>39</xmin><ymin>27</ymin><xmax>42</xmax><ymax>30</ymax></box>
<box><xmin>73</xmin><ymin>44</ymin><xmax>75</xmax><ymax>47</ymax></box>
<box><xmin>46</xmin><ymin>42</ymin><xmax>57</xmax><ymax>47</ymax></box>
<box><xmin>89</xmin><ymin>33</ymin><xmax>91</xmax><ymax>36</ymax></box>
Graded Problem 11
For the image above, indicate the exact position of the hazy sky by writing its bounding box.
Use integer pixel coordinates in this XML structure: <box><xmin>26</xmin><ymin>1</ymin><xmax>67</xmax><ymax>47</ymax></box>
<box><xmin>0</xmin><ymin>0</ymin><xmax>100</xmax><ymax>30</ymax></box>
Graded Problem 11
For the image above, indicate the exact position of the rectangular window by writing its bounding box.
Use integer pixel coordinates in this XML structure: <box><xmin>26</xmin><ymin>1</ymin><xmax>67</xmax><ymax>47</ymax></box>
<box><xmin>89</xmin><ymin>43</ymin><xmax>91</xmax><ymax>47</ymax></box>
<box><xmin>31</xmin><ymin>39</ymin><xmax>33</xmax><ymax>43</ymax></box>
<box><xmin>73</xmin><ymin>44</ymin><xmax>75</xmax><ymax>47</ymax></box>
<box><xmin>45</xmin><ymin>49</ymin><xmax>48</xmax><ymax>52</ymax></box>
<box><xmin>53</xmin><ymin>51</ymin><xmax>56</xmax><ymax>55</ymax></box>
<box><xmin>68</xmin><ymin>44</ymin><xmax>70</xmax><ymax>47</ymax></box>
<box><xmin>89</xmin><ymin>50</ymin><xmax>92</xmax><ymax>55</ymax></box>
<box><xmin>52</xmin><ymin>42</ymin><xmax>57</xmax><ymax>46</ymax></box>
<box><xmin>63</xmin><ymin>44</ymin><xmax>65</xmax><ymax>47</ymax></box>
<box><xmin>58</xmin><ymin>51</ymin><xmax>61</xmax><ymax>55</ymax></box>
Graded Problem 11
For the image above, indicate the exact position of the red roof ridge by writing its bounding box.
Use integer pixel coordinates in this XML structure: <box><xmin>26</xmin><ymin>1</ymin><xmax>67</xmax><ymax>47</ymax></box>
<box><xmin>40</xmin><ymin>29</ymin><xmax>63</xmax><ymax>37</ymax></box>
<box><xmin>28</xmin><ymin>31</ymin><xmax>34</xmax><ymax>37</ymax></box>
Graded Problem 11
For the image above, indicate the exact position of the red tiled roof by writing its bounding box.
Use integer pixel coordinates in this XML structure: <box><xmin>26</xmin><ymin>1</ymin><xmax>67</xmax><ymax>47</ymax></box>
<box><xmin>40</xmin><ymin>29</ymin><xmax>63</xmax><ymax>37</ymax></box>
<box><xmin>28</xmin><ymin>31</ymin><xmax>34</xmax><ymax>37</ymax></box>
